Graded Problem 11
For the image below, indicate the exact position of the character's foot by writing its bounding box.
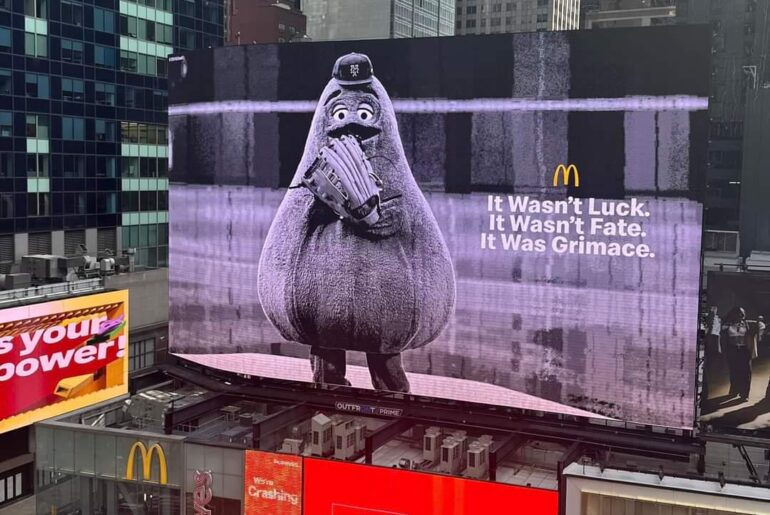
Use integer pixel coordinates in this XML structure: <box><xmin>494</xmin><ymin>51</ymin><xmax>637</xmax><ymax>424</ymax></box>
<box><xmin>310</xmin><ymin>347</ymin><xmax>350</xmax><ymax>386</ymax></box>
<box><xmin>366</xmin><ymin>353</ymin><xmax>410</xmax><ymax>393</ymax></box>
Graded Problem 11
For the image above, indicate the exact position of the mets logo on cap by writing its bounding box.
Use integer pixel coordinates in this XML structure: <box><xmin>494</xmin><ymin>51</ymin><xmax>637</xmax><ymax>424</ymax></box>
<box><xmin>333</xmin><ymin>53</ymin><xmax>374</xmax><ymax>86</ymax></box>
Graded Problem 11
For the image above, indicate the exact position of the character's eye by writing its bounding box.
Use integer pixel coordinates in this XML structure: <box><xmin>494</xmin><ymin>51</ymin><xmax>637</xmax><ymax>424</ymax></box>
<box><xmin>332</xmin><ymin>105</ymin><xmax>349</xmax><ymax>121</ymax></box>
<box><xmin>357</xmin><ymin>103</ymin><xmax>375</xmax><ymax>121</ymax></box>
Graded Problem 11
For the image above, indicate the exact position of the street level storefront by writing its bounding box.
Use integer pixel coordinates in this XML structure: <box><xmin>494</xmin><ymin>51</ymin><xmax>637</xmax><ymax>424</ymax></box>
<box><xmin>35</xmin><ymin>423</ymin><xmax>184</xmax><ymax>515</ymax></box>
<box><xmin>184</xmin><ymin>443</ymin><xmax>243</xmax><ymax>515</ymax></box>
<box><xmin>562</xmin><ymin>463</ymin><xmax>770</xmax><ymax>515</ymax></box>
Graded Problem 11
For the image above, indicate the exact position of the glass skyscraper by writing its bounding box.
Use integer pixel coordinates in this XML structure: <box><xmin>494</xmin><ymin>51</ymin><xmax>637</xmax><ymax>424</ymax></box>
<box><xmin>303</xmin><ymin>0</ymin><xmax>455</xmax><ymax>41</ymax></box>
<box><xmin>0</xmin><ymin>0</ymin><xmax>223</xmax><ymax>271</ymax></box>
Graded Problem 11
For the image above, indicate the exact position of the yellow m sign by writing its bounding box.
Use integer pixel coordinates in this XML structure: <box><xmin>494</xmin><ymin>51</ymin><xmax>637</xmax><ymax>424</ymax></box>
<box><xmin>552</xmin><ymin>164</ymin><xmax>580</xmax><ymax>187</ymax></box>
<box><xmin>125</xmin><ymin>442</ymin><xmax>168</xmax><ymax>485</ymax></box>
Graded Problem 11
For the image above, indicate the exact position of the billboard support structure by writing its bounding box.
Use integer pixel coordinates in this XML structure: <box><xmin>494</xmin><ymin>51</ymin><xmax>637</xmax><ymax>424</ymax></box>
<box><xmin>363</xmin><ymin>417</ymin><xmax>414</xmax><ymax>464</ymax></box>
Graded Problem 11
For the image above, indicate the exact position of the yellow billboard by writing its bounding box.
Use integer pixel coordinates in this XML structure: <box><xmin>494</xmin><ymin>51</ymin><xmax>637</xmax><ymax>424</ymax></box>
<box><xmin>0</xmin><ymin>289</ymin><xmax>129</xmax><ymax>434</ymax></box>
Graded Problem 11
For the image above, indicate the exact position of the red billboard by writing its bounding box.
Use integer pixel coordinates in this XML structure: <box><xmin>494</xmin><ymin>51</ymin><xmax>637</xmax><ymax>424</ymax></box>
<box><xmin>303</xmin><ymin>458</ymin><xmax>558</xmax><ymax>515</ymax></box>
<box><xmin>243</xmin><ymin>450</ymin><xmax>302</xmax><ymax>515</ymax></box>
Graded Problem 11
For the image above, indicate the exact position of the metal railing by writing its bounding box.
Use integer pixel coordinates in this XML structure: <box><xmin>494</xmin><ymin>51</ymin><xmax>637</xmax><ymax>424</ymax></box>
<box><xmin>0</xmin><ymin>278</ymin><xmax>103</xmax><ymax>309</ymax></box>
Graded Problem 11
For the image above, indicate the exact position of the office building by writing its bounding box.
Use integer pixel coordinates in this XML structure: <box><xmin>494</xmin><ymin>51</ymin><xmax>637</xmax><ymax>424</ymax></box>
<box><xmin>226</xmin><ymin>0</ymin><xmax>306</xmax><ymax>44</ymax></box>
<box><xmin>303</xmin><ymin>0</ymin><xmax>455</xmax><ymax>41</ymax></box>
<box><xmin>0</xmin><ymin>0</ymin><xmax>224</xmax><ymax>272</ymax></box>
<box><xmin>455</xmin><ymin>0</ymin><xmax>580</xmax><ymax>36</ymax></box>
<box><xmin>583</xmin><ymin>0</ymin><xmax>675</xmax><ymax>29</ymax></box>
<box><xmin>677</xmin><ymin>0</ymin><xmax>769</xmax><ymax>256</ymax></box>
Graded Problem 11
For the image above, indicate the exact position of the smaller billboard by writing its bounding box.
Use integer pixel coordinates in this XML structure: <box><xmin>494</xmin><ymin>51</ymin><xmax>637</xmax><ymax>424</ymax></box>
<box><xmin>700</xmin><ymin>271</ymin><xmax>770</xmax><ymax>434</ymax></box>
<box><xmin>0</xmin><ymin>290</ymin><xmax>129</xmax><ymax>434</ymax></box>
<box><xmin>243</xmin><ymin>450</ymin><xmax>302</xmax><ymax>515</ymax></box>
<box><xmin>303</xmin><ymin>457</ymin><xmax>558</xmax><ymax>515</ymax></box>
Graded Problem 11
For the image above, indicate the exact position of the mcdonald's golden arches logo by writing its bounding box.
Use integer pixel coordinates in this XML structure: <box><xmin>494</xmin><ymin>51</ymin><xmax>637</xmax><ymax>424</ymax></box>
<box><xmin>552</xmin><ymin>164</ymin><xmax>580</xmax><ymax>187</ymax></box>
<box><xmin>125</xmin><ymin>441</ymin><xmax>168</xmax><ymax>485</ymax></box>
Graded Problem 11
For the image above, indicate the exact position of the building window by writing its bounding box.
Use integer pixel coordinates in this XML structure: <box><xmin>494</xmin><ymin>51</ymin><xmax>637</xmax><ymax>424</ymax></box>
<box><xmin>180</xmin><ymin>0</ymin><xmax>194</xmax><ymax>16</ymax></box>
<box><xmin>62</xmin><ymin>155</ymin><xmax>85</xmax><ymax>177</ymax></box>
<box><xmin>95</xmin><ymin>83</ymin><xmax>116</xmax><ymax>106</ymax></box>
<box><xmin>25</xmin><ymin>73</ymin><xmax>49</xmax><ymax>98</ymax></box>
<box><xmin>156</xmin><ymin>58</ymin><xmax>166</xmax><ymax>77</ymax></box>
<box><xmin>506</xmin><ymin>1</ymin><xmax>515</xmax><ymax>10</ymax></box>
<box><xmin>0</xmin><ymin>112</ymin><xmax>11</xmax><ymax>137</ymax></box>
<box><xmin>61</xmin><ymin>39</ymin><xmax>84</xmax><ymax>63</ymax></box>
<box><xmin>466</xmin><ymin>5</ymin><xmax>476</xmax><ymax>14</ymax></box>
<box><xmin>26</xmin><ymin>154</ymin><xmax>48</xmax><ymax>177</ymax></box>
<box><xmin>141</xmin><ymin>19</ymin><xmax>155</xmax><ymax>42</ymax></box>
<box><xmin>122</xmin><ymin>157</ymin><xmax>139</xmax><ymax>178</ymax></box>
<box><xmin>24</xmin><ymin>33</ymin><xmax>47</xmax><ymax>57</ymax></box>
<box><xmin>481</xmin><ymin>18</ymin><xmax>486</xmax><ymax>27</ymax></box>
<box><xmin>121</xmin><ymin>191</ymin><xmax>138</xmax><ymax>211</ymax></box>
<box><xmin>94</xmin><ymin>45</ymin><xmax>116</xmax><ymax>68</ymax></box>
<box><xmin>152</xmin><ymin>90</ymin><xmax>167</xmax><ymax>111</ymax></box>
<box><xmin>95</xmin><ymin>119</ymin><xmax>115</xmax><ymax>142</ymax></box>
<box><xmin>124</xmin><ymin>87</ymin><xmax>143</xmax><ymax>108</ymax></box>
<box><xmin>536</xmin><ymin>13</ymin><xmax>548</xmax><ymax>22</ymax></box>
<box><xmin>157</xmin><ymin>23</ymin><xmax>173</xmax><ymax>45</ymax></box>
<box><xmin>157</xmin><ymin>190</ymin><xmax>168</xmax><ymax>210</ymax></box>
<box><xmin>28</xmin><ymin>192</ymin><xmax>49</xmax><ymax>217</ymax></box>
<box><xmin>120</xmin><ymin>50</ymin><xmax>137</xmax><ymax>73</ymax></box>
<box><xmin>178</xmin><ymin>28</ymin><xmax>195</xmax><ymax>50</ymax></box>
<box><xmin>62</xmin><ymin>192</ymin><xmax>86</xmax><ymax>215</ymax></box>
<box><xmin>137</xmin><ymin>54</ymin><xmax>156</xmax><ymax>75</ymax></box>
<box><xmin>61</xmin><ymin>78</ymin><xmax>84</xmax><ymax>101</ymax></box>
<box><xmin>61</xmin><ymin>117</ymin><xmax>84</xmax><ymax>140</ymax></box>
<box><xmin>140</xmin><ymin>191</ymin><xmax>157</xmax><ymax>211</ymax></box>
<box><xmin>0</xmin><ymin>153</ymin><xmax>11</xmax><ymax>177</ymax></box>
<box><xmin>94</xmin><ymin>8</ymin><xmax>115</xmax><ymax>33</ymax></box>
<box><xmin>121</xmin><ymin>122</ymin><xmax>137</xmax><ymax>143</ymax></box>
<box><xmin>60</xmin><ymin>0</ymin><xmax>83</xmax><ymax>26</ymax></box>
<box><xmin>491</xmin><ymin>17</ymin><xmax>501</xmax><ymax>26</ymax></box>
<box><xmin>0</xmin><ymin>0</ymin><xmax>10</xmax><ymax>11</ymax></box>
<box><xmin>97</xmin><ymin>192</ymin><xmax>117</xmax><ymax>214</ymax></box>
<box><xmin>0</xmin><ymin>193</ymin><xmax>12</xmax><ymax>218</ymax></box>
<box><xmin>493</xmin><ymin>3</ymin><xmax>502</xmax><ymax>12</ymax></box>
<box><xmin>0</xmin><ymin>69</ymin><xmax>10</xmax><ymax>95</ymax></box>
<box><xmin>0</xmin><ymin>28</ymin><xmax>10</xmax><ymax>51</ymax></box>
<box><xmin>92</xmin><ymin>156</ymin><xmax>115</xmax><ymax>178</ymax></box>
<box><xmin>25</xmin><ymin>115</ymin><xmax>48</xmax><ymax>139</ymax></box>
<box><xmin>24</xmin><ymin>0</ymin><xmax>47</xmax><ymax>18</ymax></box>
<box><xmin>537</xmin><ymin>0</ymin><xmax>548</xmax><ymax>5</ymax></box>
<box><xmin>466</xmin><ymin>19</ymin><xmax>476</xmax><ymax>28</ymax></box>
<box><xmin>120</xmin><ymin>14</ymin><xmax>138</xmax><ymax>37</ymax></box>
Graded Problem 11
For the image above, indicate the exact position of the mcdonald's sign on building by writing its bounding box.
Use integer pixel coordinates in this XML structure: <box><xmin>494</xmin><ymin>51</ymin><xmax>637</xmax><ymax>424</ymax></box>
<box><xmin>552</xmin><ymin>164</ymin><xmax>580</xmax><ymax>187</ymax></box>
<box><xmin>125</xmin><ymin>441</ymin><xmax>168</xmax><ymax>485</ymax></box>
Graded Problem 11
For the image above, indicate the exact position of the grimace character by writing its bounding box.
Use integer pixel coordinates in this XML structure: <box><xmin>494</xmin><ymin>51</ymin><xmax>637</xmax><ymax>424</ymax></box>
<box><xmin>257</xmin><ymin>53</ymin><xmax>456</xmax><ymax>392</ymax></box>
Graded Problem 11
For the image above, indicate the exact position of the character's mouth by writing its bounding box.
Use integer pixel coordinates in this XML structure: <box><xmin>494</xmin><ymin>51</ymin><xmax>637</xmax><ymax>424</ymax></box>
<box><xmin>328</xmin><ymin>123</ymin><xmax>381</xmax><ymax>143</ymax></box>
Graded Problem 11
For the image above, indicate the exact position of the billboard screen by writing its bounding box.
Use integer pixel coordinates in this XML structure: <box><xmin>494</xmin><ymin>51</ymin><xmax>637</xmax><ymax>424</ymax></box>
<box><xmin>0</xmin><ymin>290</ymin><xmax>129</xmax><ymax>434</ymax></box>
<box><xmin>168</xmin><ymin>28</ymin><xmax>709</xmax><ymax>428</ymax></box>
<box><xmin>700</xmin><ymin>271</ymin><xmax>770</xmax><ymax>434</ymax></box>
<box><xmin>303</xmin><ymin>457</ymin><xmax>558</xmax><ymax>515</ymax></box>
<box><xmin>243</xmin><ymin>450</ymin><xmax>302</xmax><ymax>515</ymax></box>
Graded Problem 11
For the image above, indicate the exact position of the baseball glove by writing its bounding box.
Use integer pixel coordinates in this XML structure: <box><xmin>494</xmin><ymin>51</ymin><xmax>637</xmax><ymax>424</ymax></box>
<box><xmin>302</xmin><ymin>135</ymin><xmax>384</xmax><ymax>227</ymax></box>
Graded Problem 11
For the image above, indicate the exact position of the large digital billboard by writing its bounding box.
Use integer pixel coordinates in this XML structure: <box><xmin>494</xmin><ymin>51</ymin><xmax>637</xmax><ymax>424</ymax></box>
<box><xmin>168</xmin><ymin>28</ymin><xmax>709</xmax><ymax>428</ymax></box>
<box><xmin>303</xmin><ymin>457</ymin><xmax>558</xmax><ymax>515</ymax></box>
<box><xmin>700</xmin><ymin>271</ymin><xmax>770</xmax><ymax>434</ymax></box>
<box><xmin>243</xmin><ymin>450</ymin><xmax>302</xmax><ymax>515</ymax></box>
<box><xmin>0</xmin><ymin>290</ymin><xmax>129</xmax><ymax>434</ymax></box>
